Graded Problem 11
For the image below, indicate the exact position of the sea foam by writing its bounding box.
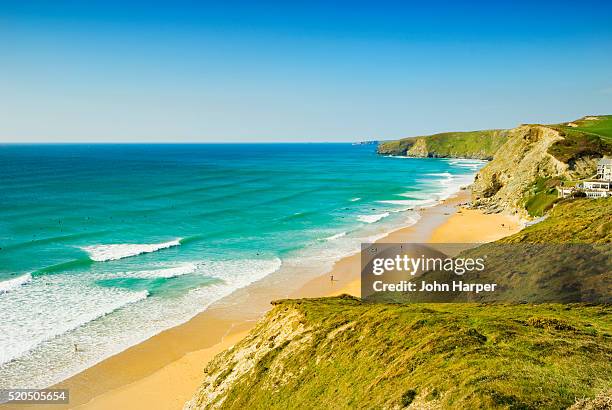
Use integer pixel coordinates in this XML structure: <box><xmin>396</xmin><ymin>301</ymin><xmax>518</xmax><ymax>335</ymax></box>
<box><xmin>358</xmin><ymin>212</ymin><xmax>390</xmax><ymax>224</ymax></box>
<box><xmin>0</xmin><ymin>257</ymin><xmax>282</xmax><ymax>388</ymax></box>
<box><xmin>81</xmin><ymin>239</ymin><xmax>182</xmax><ymax>262</ymax></box>
<box><xmin>0</xmin><ymin>274</ymin><xmax>32</xmax><ymax>295</ymax></box>
<box><xmin>107</xmin><ymin>263</ymin><xmax>199</xmax><ymax>279</ymax></box>
<box><xmin>0</xmin><ymin>275</ymin><xmax>148</xmax><ymax>366</ymax></box>
<box><xmin>324</xmin><ymin>232</ymin><xmax>347</xmax><ymax>241</ymax></box>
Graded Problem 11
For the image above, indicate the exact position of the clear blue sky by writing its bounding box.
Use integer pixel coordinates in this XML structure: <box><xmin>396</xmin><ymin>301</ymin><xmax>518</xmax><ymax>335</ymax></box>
<box><xmin>1</xmin><ymin>0</ymin><xmax>611</xmax><ymax>142</ymax></box>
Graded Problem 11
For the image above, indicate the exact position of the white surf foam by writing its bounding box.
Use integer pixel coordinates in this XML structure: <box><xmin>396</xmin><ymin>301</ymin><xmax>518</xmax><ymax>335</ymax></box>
<box><xmin>0</xmin><ymin>275</ymin><xmax>148</xmax><ymax>366</ymax></box>
<box><xmin>358</xmin><ymin>212</ymin><xmax>390</xmax><ymax>224</ymax></box>
<box><xmin>324</xmin><ymin>232</ymin><xmax>347</xmax><ymax>241</ymax></box>
<box><xmin>349</xmin><ymin>197</ymin><xmax>361</xmax><ymax>202</ymax></box>
<box><xmin>81</xmin><ymin>239</ymin><xmax>181</xmax><ymax>262</ymax></box>
<box><xmin>447</xmin><ymin>159</ymin><xmax>487</xmax><ymax>169</ymax></box>
<box><xmin>380</xmin><ymin>197</ymin><xmax>438</xmax><ymax>209</ymax></box>
<box><xmin>108</xmin><ymin>263</ymin><xmax>199</xmax><ymax>279</ymax></box>
<box><xmin>0</xmin><ymin>257</ymin><xmax>283</xmax><ymax>389</ymax></box>
<box><xmin>201</xmin><ymin>258</ymin><xmax>282</xmax><ymax>287</ymax></box>
<box><xmin>0</xmin><ymin>274</ymin><xmax>32</xmax><ymax>295</ymax></box>
<box><xmin>377</xmin><ymin>199</ymin><xmax>417</xmax><ymax>206</ymax></box>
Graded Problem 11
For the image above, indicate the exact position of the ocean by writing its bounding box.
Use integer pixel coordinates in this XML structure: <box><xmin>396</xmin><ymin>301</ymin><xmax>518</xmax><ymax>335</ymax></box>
<box><xmin>0</xmin><ymin>143</ymin><xmax>484</xmax><ymax>388</ymax></box>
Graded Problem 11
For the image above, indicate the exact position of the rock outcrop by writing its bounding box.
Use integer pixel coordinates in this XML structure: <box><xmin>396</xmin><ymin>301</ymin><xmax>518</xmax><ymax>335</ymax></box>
<box><xmin>471</xmin><ymin>125</ymin><xmax>598</xmax><ymax>217</ymax></box>
<box><xmin>185</xmin><ymin>303</ymin><xmax>312</xmax><ymax>410</ymax></box>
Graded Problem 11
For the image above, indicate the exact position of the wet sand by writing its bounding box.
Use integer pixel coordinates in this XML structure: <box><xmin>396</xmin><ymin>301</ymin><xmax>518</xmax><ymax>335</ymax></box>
<box><xmin>21</xmin><ymin>190</ymin><xmax>520</xmax><ymax>410</ymax></box>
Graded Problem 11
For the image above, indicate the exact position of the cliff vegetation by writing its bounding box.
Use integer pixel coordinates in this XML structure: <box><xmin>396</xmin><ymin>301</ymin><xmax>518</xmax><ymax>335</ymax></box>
<box><xmin>186</xmin><ymin>296</ymin><xmax>611</xmax><ymax>410</ymax></box>
<box><xmin>377</xmin><ymin>130</ymin><xmax>508</xmax><ymax>160</ymax></box>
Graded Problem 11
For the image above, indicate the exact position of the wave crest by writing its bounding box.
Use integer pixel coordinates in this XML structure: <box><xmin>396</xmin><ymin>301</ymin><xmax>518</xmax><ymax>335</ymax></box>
<box><xmin>358</xmin><ymin>212</ymin><xmax>390</xmax><ymax>224</ymax></box>
<box><xmin>81</xmin><ymin>239</ymin><xmax>181</xmax><ymax>262</ymax></box>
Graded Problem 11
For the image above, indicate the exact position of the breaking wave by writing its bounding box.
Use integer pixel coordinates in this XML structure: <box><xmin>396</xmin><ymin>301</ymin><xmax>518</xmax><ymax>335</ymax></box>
<box><xmin>81</xmin><ymin>239</ymin><xmax>182</xmax><ymax>262</ymax></box>
<box><xmin>358</xmin><ymin>212</ymin><xmax>390</xmax><ymax>224</ymax></box>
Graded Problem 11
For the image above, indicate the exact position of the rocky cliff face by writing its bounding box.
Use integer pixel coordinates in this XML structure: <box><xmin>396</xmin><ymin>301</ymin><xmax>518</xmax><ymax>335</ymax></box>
<box><xmin>405</xmin><ymin>138</ymin><xmax>429</xmax><ymax>157</ymax></box>
<box><xmin>185</xmin><ymin>303</ymin><xmax>310</xmax><ymax>410</ymax></box>
<box><xmin>471</xmin><ymin>125</ymin><xmax>598</xmax><ymax>217</ymax></box>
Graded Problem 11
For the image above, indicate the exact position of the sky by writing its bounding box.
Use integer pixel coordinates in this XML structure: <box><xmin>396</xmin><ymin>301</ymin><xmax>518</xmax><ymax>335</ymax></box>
<box><xmin>1</xmin><ymin>0</ymin><xmax>611</xmax><ymax>142</ymax></box>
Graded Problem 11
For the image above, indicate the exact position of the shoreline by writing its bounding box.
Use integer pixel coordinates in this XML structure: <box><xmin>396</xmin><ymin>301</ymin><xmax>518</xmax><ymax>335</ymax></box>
<box><xmin>20</xmin><ymin>189</ymin><xmax>520</xmax><ymax>410</ymax></box>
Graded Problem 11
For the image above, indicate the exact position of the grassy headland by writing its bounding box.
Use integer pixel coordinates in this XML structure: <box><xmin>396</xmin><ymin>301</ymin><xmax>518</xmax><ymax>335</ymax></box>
<box><xmin>187</xmin><ymin>296</ymin><xmax>611</xmax><ymax>410</ymax></box>
<box><xmin>501</xmin><ymin>197</ymin><xmax>612</xmax><ymax>244</ymax></box>
<box><xmin>377</xmin><ymin>130</ymin><xmax>508</xmax><ymax>160</ymax></box>
<box><xmin>548</xmin><ymin>115</ymin><xmax>612</xmax><ymax>164</ymax></box>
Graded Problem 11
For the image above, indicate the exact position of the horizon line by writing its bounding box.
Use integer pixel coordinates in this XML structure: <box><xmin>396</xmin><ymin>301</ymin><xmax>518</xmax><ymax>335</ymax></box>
<box><xmin>0</xmin><ymin>140</ymin><xmax>379</xmax><ymax>145</ymax></box>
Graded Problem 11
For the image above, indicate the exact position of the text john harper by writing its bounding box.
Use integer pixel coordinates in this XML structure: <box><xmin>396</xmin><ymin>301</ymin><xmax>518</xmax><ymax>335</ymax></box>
<box><xmin>372</xmin><ymin>280</ymin><xmax>498</xmax><ymax>293</ymax></box>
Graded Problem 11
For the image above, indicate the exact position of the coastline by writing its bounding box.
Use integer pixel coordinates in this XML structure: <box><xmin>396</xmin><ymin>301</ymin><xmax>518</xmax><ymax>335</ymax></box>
<box><xmin>24</xmin><ymin>189</ymin><xmax>520</xmax><ymax>410</ymax></box>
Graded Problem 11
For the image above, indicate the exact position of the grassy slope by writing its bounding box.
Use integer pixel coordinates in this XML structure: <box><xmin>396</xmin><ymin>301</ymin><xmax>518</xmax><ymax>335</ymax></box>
<box><xmin>377</xmin><ymin>130</ymin><xmax>506</xmax><ymax>159</ymax></box>
<box><xmin>547</xmin><ymin>115</ymin><xmax>612</xmax><ymax>163</ymax></box>
<box><xmin>523</xmin><ymin>177</ymin><xmax>561</xmax><ymax>217</ymax></box>
<box><xmin>561</xmin><ymin>115</ymin><xmax>612</xmax><ymax>141</ymax></box>
<box><xmin>501</xmin><ymin>197</ymin><xmax>612</xmax><ymax>244</ymax></box>
<box><xmin>203</xmin><ymin>297</ymin><xmax>611</xmax><ymax>410</ymax></box>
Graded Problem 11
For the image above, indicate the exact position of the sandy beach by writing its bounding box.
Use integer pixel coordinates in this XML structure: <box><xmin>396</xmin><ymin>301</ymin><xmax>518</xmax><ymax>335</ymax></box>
<box><xmin>27</xmin><ymin>190</ymin><xmax>520</xmax><ymax>410</ymax></box>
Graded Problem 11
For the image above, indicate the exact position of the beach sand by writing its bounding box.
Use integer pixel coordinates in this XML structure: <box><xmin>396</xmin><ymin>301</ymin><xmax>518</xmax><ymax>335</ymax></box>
<box><xmin>23</xmin><ymin>190</ymin><xmax>520</xmax><ymax>410</ymax></box>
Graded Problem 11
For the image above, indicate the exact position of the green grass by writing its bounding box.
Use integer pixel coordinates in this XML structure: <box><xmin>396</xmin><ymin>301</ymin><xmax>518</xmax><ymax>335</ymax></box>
<box><xmin>199</xmin><ymin>297</ymin><xmax>611</xmax><ymax>410</ymax></box>
<box><xmin>502</xmin><ymin>197</ymin><xmax>612</xmax><ymax>244</ymax></box>
<box><xmin>560</xmin><ymin>115</ymin><xmax>612</xmax><ymax>141</ymax></box>
<box><xmin>548</xmin><ymin>115</ymin><xmax>612</xmax><ymax>163</ymax></box>
<box><xmin>522</xmin><ymin>177</ymin><xmax>561</xmax><ymax>217</ymax></box>
<box><xmin>377</xmin><ymin>129</ymin><xmax>507</xmax><ymax>159</ymax></box>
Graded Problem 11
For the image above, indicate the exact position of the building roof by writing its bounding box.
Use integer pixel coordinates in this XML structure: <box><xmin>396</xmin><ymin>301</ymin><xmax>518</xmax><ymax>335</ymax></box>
<box><xmin>599</xmin><ymin>158</ymin><xmax>612</xmax><ymax>165</ymax></box>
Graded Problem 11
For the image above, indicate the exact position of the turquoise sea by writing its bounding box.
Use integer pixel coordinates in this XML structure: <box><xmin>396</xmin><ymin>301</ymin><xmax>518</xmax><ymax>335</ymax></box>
<box><xmin>0</xmin><ymin>143</ymin><xmax>484</xmax><ymax>387</ymax></box>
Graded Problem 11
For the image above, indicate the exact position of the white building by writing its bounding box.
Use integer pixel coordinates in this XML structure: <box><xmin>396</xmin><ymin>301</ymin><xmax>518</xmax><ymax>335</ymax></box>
<box><xmin>558</xmin><ymin>157</ymin><xmax>612</xmax><ymax>198</ymax></box>
<box><xmin>582</xmin><ymin>180</ymin><xmax>612</xmax><ymax>190</ymax></box>
<box><xmin>596</xmin><ymin>158</ymin><xmax>612</xmax><ymax>181</ymax></box>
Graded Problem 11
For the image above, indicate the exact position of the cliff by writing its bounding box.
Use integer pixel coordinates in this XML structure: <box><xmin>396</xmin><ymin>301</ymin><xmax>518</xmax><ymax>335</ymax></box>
<box><xmin>186</xmin><ymin>296</ymin><xmax>611</xmax><ymax>409</ymax></box>
<box><xmin>378</xmin><ymin>115</ymin><xmax>612</xmax><ymax>217</ymax></box>
<box><xmin>377</xmin><ymin>129</ymin><xmax>508</xmax><ymax>160</ymax></box>
<box><xmin>471</xmin><ymin>125</ymin><xmax>569</xmax><ymax>217</ymax></box>
<box><xmin>472</xmin><ymin>117</ymin><xmax>612</xmax><ymax>217</ymax></box>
